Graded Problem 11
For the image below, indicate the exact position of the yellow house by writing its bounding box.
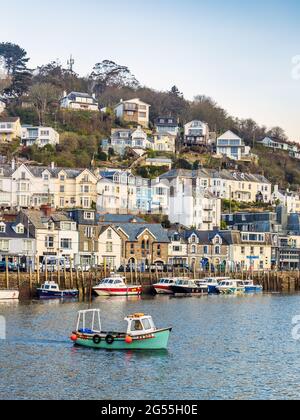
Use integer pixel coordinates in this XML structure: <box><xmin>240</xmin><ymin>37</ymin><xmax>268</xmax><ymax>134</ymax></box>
<box><xmin>0</xmin><ymin>117</ymin><xmax>22</xmax><ymax>143</ymax></box>
<box><xmin>152</xmin><ymin>133</ymin><xmax>176</xmax><ymax>153</ymax></box>
<box><xmin>54</xmin><ymin>168</ymin><xmax>98</xmax><ymax>209</ymax></box>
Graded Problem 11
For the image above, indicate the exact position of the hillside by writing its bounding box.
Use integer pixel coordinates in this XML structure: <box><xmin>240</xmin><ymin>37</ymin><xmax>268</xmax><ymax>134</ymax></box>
<box><xmin>0</xmin><ymin>42</ymin><xmax>299</xmax><ymax>190</ymax></box>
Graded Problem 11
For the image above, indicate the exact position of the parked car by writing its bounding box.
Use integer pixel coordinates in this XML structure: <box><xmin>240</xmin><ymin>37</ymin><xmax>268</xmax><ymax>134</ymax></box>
<box><xmin>0</xmin><ymin>261</ymin><xmax>18</xmax><ymax>272</ymax></box>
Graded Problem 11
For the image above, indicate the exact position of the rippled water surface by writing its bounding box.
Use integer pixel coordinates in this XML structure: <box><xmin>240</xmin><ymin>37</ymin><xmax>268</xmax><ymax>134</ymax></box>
<box><xmin>0</xmin><ymin>294</ymin><xmax>300</xmax><ymax>400</ymax></box>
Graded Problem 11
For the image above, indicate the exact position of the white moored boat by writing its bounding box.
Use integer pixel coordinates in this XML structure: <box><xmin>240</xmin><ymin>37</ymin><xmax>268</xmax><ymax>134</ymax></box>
<box><xmin>216</xmin><ymin>279</ymin><xmax>245</xmax><ymax>295</ymax></box>
<box><xmin>0</xmin><ymin>290</ymin><xmax>19</xmax><ymax>300</ymax></box>
<box><xmin>93</xmin><ymin>276</ymin><xmax>142</xmax><ymax>297</ymax></box>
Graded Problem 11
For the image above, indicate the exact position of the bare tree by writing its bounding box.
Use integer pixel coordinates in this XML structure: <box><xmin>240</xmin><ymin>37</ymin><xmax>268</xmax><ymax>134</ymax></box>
<box><xmin>29</xmin><ymin>83</ymin><xmax>61</xmax><ymax>125</ymax></box>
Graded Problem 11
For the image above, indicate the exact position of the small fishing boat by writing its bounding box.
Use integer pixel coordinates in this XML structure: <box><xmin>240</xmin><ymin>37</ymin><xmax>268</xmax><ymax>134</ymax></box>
<box><xmin>153</xmin><ymin>278</ymin><xmax>176</xmax><ymax>295</ymax></box>
<box><xmin>241</xmin><ymin>280</ymin><xmax>263</xmax><ymax>293</ymax></box>
<box><xmin>70</xmin><ymin>309</ymin><xmax>172</xmax><ymax>350</ymax></box>
<box><xmin>0</xmin><ymin>290</ymin><xmax>19</xmax><ymax>300</ymax></box>
<box><xmin>196</xmin><ymin>277</ymin><xmax>231</xmax><ymax>294</ymax></box>
<box><xmin>36</xmin><ymin>281</ymin><xmax>79</xmax><ymax>299</ymax></box>
<box><xmin>170</xmin><ymin>278</ymin><xmax>208</xmax><ymax>296</ymax></box>
<box><xmin>93</xmin><ymin>276</ymin><xmax>142</xmax><ymax>297</ymax></box>
<box><xmin>216</xmin><ymin>279</ymin><xmax>245</xmax><ymax>295</ymax></box>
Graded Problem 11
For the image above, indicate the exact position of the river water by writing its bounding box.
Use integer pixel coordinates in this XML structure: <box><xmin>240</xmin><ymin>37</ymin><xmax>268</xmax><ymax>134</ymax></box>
<box><xmin>0</xmin><ymin>293</ymin><xmax>300</xmax><ymax>400</ymax></box>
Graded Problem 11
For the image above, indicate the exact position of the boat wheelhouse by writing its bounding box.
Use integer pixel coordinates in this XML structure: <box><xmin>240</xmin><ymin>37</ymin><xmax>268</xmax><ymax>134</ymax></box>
<box><xmin>93</xmin><ymin>277</ymin><xmax>142</xmax><ymax>297</ymax></box>
<box><xmin>36</xmin><ymin>282</ymin><xmax>79</xmax><ymax>299</ymax></box>
<box><xmin>216</xmin><ymin>279</ymin><xmax>245</xmax><ymax>295</ymax></box>
<box><xmin>197</xmin><ymin>277</ymin><xmax>232</xmax><ymax>294</ymax></box>
<box><xmin>71</xmin><ymin>309</ymin><xmax>172</xmax><ymax>350</ymax></box>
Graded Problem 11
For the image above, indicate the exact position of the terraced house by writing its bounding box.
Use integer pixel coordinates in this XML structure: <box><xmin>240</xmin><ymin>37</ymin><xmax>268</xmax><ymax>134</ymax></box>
<box><xmin>115</xmin><ymin>222</ymin><xmax>170</xmax><ymax>268</ymax></box>
<box><xmin>0</xmin><ymin>162</ymin><xmax>98</xmax><ymax>209</ymax></box>
<box><xmin>19</xmin><ymin>207</ymin><xmax>79</xmax><ymax>265</ymax></box>
<box><xmin>0</xmin><ymin>220</ymin><xmax>35</xmax><ymax>269</ymax></box>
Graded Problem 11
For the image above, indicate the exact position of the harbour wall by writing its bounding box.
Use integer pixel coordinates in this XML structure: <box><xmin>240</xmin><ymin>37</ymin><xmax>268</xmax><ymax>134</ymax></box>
<box><xmin>0</xmin><ymin>269</ymin><xmax>300</xmax><ymax>300</ymax></box>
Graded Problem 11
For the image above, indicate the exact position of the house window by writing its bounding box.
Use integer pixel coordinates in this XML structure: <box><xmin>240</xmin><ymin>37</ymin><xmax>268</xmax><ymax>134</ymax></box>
<box><xmin>106</xmin><ymin>242</ymin><xmax>113</xmax><ymax>253</ymax></box>
<box><xmin>130</xmin><ymin>244</ymin><xmax>135</xmax><ymax>254</ymax></box>
<box><xmin>215</xmin><ymin>246</ymin><xmax>221</xmax><ymax>255</ymax></box>
<box><xmin>0</xmin><ymin>224</ymin><xmax>6</xmax><ymax>233</ymax></box>
<box><xmin>60</xmin><ymin>186</ymin><xmax>65</xmax><ymax>193</ymax></box>
<box><xmin>60</xmin><ymin>198</ymin><xmax>65</xmax><ymax>207</ymax></box>
<box><xmin>60</xmin><ymin>175</ymin><xmax>65</xmax><ymax>181</ymax></box>
<box><xmin>191</xmin><ymin>245</ymin><xmax>196</xmax><ymax>254</ymax></box>
<box><xmin>23</xmin><ymin>240</ymin><xmax>32</xmax><ymax>252</ymax></box>
<box><xmin>203</xmin><ymin>246</ymin><xmax>208</xmax><ymax>255</ymax></box>
<box><xmin>83</xmin><ymin>242</ymin><xmax>89</xmax><ymax>252</ymax></box>
<box><xmin>84</xmin><ymin>212</ymin><xmax>94</xmax><ymax>220</ymax></box>
<box><xmin>107</xmin><ymin>230</ymin><xmax>112</xmax><ymax>240</ymax></box>
<box><xmin>45</xmin><ymin>236</ymin><xmax>54</xmax><ymax>248</ymax></box>
<box><xmin>0</xmin><ymin>240</ymin><xmax>9</xmax><ymax>252</ymax></box>
<box><xmin>61</xmin><ymin>238</ymin><xmax>72</xmax><ymax>249</ymax></box>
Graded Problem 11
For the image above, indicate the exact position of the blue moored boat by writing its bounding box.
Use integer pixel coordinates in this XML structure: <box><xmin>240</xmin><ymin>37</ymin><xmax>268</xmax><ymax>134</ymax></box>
<box><xmin>37</xmin><ymin>281</ymin><xmax>79</xmax><ymax>299</ymax></box>
<box><xmin>242</xmin><ymin>280</ymin><xmax>263</xmax><ymax>293</ymax></box>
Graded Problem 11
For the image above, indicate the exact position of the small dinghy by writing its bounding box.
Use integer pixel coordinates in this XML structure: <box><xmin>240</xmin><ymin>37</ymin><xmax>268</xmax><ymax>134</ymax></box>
<box><xmin>70</xmin><ymin>309</ymin><xmax>172</xmax><ymax>350</ymax></box>
<box><xmin>0</xmin><ymin>290</ymin><xmax>19</xmax><ymax>300</ymax></box>
<box><xmin>37</xmin><ymin>281</ymin><xmax>79</xmax><ymax>299</ymax></box>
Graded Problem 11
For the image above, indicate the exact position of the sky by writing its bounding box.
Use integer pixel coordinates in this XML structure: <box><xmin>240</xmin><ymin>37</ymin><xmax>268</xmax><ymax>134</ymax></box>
<box><xmin>1</xmin><ymin>0</ymin><xmax>300</xmax><ymax>141</ymax></box>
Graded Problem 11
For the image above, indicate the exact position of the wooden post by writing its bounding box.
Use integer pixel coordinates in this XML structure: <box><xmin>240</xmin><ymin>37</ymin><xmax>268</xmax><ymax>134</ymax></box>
<box><xmin>36</xmin><ymin>255</ymin><xmax>40</xmax><ymax>285</ymax></box>
<box><xmin>17</xmin><ymin>265</ymin><xmax>21</xmax><ymax>290</ymax></box>
<box><xmin>70</xmin><ymin>257</ymin><xmax>74</xmax><ymax>289</ymax></box>
<box><xmin>45</xmin><ymin>257</ymin><xmax>48</xmax><ymax>282</ymax></box>
<box><xmin>64</xmin><ymin>259</ymin><xmax>67</xmax><ymax>289</ymax></box>
<box><xmin>130</xmin><ymin>262</ymin><xmax>133</xmax><ymax>285</ymax></box>
<box><xmin>5</xmin><ymin>256</ymin><xmax>9</xmax><ymax>289</ymax></box>
<box><xmin>29</xmin><ymin>264</ymin><xmax>33</xmax><ymax>297</ymax></box>
<box><xmin>57</xmin><ymin>258</ymin><xmax>60</xmax><ymax>287</ymax></box>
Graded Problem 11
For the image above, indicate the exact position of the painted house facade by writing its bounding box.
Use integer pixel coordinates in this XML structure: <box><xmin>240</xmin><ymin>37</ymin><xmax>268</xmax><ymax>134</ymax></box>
<box><xmin>60</xmin><ymin>92</ymin><xmax>99</xmax><ymax>112</ymax></box>
<box><xmin>0</xmin><ymin>117</ymin><xmax>22</xmax><ymax>143</ymax></box>
<box><xmin>21</xmin><ymin>126</ymin><xmax>60</xmax><ymax>148</ymax></box>
<box><xmin>114</xmin><ymin>98</ymin><xmax>150</xmax><ymax>128</ymax></box>
<box><xmin>216</xmin><ymin>131</ymin><xmax>251</xmax><ymax>160</ymax></box>
<box><xmin>183</xmin><ymin>121</ymin><xmax>210</xmax><ymax>146</ymax></box>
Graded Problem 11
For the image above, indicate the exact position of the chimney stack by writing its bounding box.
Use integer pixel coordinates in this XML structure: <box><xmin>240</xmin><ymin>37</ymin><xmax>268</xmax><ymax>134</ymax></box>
<box><xmin>11</xmin><ymin>158</ymin><xmax>16</xmax><ymax>171</ymax></box>
<box><xmin>40</xmin><ymin>204</ymin><xmax>54</xmax><ymax>218</ymax></box>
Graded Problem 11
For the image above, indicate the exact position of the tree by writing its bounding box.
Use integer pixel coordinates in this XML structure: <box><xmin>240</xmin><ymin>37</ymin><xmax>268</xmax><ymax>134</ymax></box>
<box><xmin>267</xmin><ymin>126</ymin><xmax>288</xmax><ymax>142</ymax></box>
<box><xmin>89</xmin><ymin>60</ymin><xmax>140</xmax><ymax>96</ymax></box>
<box><xmin>0</xmin><ymin>42</ymin><xmax>32</xmax><ymax>97</ymax></box>
<box><xmin>29</xmin><ymin>83</ymin><xmax>61</xmax><ymax>124</ymax></box>
<box><xmin>34</xmin><ymin>61</ymin><xmax>87</xmax><ymax>92</ymax></box>
<box><xmin>169</xmin><ymin>85</ymin><xmax>183</xmax><ymax>98</ymax></box>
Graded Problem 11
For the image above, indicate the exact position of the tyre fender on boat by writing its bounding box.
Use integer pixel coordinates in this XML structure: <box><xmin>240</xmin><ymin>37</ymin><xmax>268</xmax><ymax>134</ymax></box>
<box><xmin>105</xmin><ymin>335</ymin><xmax>115</xmax><ymax>345</ymax></box>
<box><xmin>93</xmin><ymin>335</ymin><xmax>102</xmax><ymax>345</ymax></box>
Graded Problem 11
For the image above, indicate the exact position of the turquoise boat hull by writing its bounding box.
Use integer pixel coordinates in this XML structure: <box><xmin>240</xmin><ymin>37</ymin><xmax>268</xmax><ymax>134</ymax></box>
<box><xmin>73</xmin><ymin>328</ymin><xmax>172</xmax><ymax>350</ymax></box>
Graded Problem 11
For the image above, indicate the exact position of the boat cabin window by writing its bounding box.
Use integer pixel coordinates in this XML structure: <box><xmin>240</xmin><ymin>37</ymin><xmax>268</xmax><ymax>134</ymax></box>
<box><xmin>114</xmin><ymin>280</ymin><xmax>123</xmax><ymax>285</ymax></box>
<box><xmin>131</xmin><ymin>320</ymin><xmax>143</xmax><ymax>331</ymax></box>
<box><xmin>51</xmin><ymin>285</ymin><xmax>57</xmax><ymax>290</ymax></box>
<box><xmin>142</xmin><ymin>319</ymin><xmax>152</xmax><ymax>331</ymax></box>
<box><xmin>44</xmin><ymin>285</ymin><xmax>50</xmax><ymax>290</ymax></box>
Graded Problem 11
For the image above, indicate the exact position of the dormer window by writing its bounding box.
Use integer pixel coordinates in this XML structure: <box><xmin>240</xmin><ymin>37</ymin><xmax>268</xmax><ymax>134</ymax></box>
<box><xmin>0</xmin><ymin>223</ymin><xmax>6</xmax><ymax>233</ymax></box>
<box><xmin>16</xmin><ymin>224</ymin><xmax>24</xmax><ymax>234</ymax></box>
<box><xmin>60</xmin><ymin>174</ymin><xmax>65</xmax><ymax>182</ymax></box>
<box><xmin>191</xmin><ymin>235</ymin><xmax>197</xmax><ymax>244</ymax></box>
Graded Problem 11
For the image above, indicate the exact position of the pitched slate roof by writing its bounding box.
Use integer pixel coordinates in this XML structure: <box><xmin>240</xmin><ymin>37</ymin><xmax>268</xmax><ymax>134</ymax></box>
<box><xmin>115</xmin><ymin>223</ymin><xmax>170</xmax><ymax>243</ymax></box>
<box><xmin>0</xmin><ymin>116</ymin><xmax>20</xmax><ymax>123</ymax></box>
<box><xmin>0</xmin><ymin>222</ymin><xmax>33</xmax><ymax>239</ymax></box>
<box><xmin>99</xmin><ymin>214</ymin><xmax>145</xmax><ymax>224</ymax></box>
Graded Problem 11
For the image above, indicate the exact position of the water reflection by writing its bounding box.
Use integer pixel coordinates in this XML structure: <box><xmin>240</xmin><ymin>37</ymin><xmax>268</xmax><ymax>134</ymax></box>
<box><xmin>0</xmin><ymin>294</ymin><xmax>300</xmax><ymax>400</ymax></box>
